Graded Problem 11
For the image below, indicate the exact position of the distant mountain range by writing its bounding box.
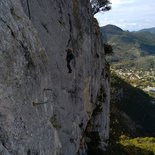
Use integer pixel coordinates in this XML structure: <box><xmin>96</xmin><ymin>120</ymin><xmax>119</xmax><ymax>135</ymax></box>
<box><xmin>101</xmin><ymin>25</ymin><xmax>155</xmax><ymax>70</ymax></box>
<box><xmin>139</xmin><ymin>27</ymin><xmax>155</xmax><ymax>35</ymax></box>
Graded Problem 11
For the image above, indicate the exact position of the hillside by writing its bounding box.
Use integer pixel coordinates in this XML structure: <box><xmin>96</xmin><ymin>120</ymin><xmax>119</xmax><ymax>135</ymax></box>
<box><xmin>111</xmin><ymin>74</ymin><xmax>155</xmax><ymax>136</ymax></box>
<box><xmin>100</xmin><ymin>25</ymin><xmax>155</xmax><ymax>67</ymax></box>
<box><xmin>101</xmin><ymin>24</ymin><xmax>155</xmax><ymax>90</ymax></box>
<box><xmin>100</xmin><ymin>24</ymin><xmax>124</xmax><ymax>38</ymax></box>
<box><xmin>139</xmin><ymin>27</ymin><xmax>155</xmax><ymax>35</ymax></box>
<box><xmin>102</xmin><ymin>24</ymin><xmax>155</xmax><ymax>154</ymax></box>
<box><xmin>105</xmin><ymin>73</ymin><xmax>155</xmax><ymax>155</ymax></box>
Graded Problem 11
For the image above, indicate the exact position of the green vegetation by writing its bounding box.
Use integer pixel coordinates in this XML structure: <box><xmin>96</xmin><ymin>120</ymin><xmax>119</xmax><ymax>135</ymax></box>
<box><xmin>111</xmin><ymin>65</ymin><xmax>155</xmax><ymax>90</ymax></box>
<box><xmin>111</xmin><ymin>74</ymin><xmax>155</xmax><ymax>135</ymax></box>
<box><xmin>102</xmin><ymin>24</ymin><xmax>155</xmax><ymax>155</ymax></box>
<box><xmin>107</xmin><ymin>136</ymin><xmax>155</xmax><ymax>155</ymax></box>
<box><xmin>93</xmin><ymin>103</ymin><xmax>103</xmax><ymax>116</ymax></box>
<box><xmin>92</xmin><ymin>85</ymin><xmax>106</xmax><ymax>116</ymax></box>
<box><xmin>50</xmin><ymin>115</ymin><xmax>61</xmax><ymax>129</ymax></box>
<box><xmin>86</xmin><ymin>131</ymin><xmax>105</xmax><ymax>155</ymax></box>
<box><xmin>113</xmin><ymin>55</ymin><xmax>155</xmax><ymax>71</ymax></box>
<box><xmin>120</xmin><ymin>137</ymin><xmax>155</xmax><ymax>154</ymax></box>
<box><xmin>106</xmin><ymin>141</ymin><xmax>154</xmax><ymax>155</ymax></box>
<box><xmin>101</xmin><ymin>24</ymin><xmax>155</xmax><ymax>64</ymax></box>
<box><xmin>97</xmin><ymin>85</ymin><xmax>106</xmax><ymax>102</ymax></box>
<box><xmin>104</xmin><ymin>43</ymin><xmax>113</xmax><ymax>55</ymax></box>
<box><xmin>90</xmin><ymin>0</ymin><xmax>111</xmax><ymax>15</ymax></box>
<box><xmin>139</xmin><ymin>27</ymin><xmax>155</xmax><ymax>35</ymax></box>
<box><xmin>104</xmin><ymin>74</ymin><xmax>155</xmax><ymax>155</ymax></box>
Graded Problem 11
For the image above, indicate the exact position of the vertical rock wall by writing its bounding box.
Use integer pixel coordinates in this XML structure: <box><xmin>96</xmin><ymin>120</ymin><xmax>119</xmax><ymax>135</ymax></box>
<box><xmin>0</xmin><ymin>0</ymin><xmax>110</xmax><ymax>154</ymax></box>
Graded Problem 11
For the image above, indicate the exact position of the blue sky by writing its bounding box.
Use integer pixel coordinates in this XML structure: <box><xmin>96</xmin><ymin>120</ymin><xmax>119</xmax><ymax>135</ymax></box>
<box><xmin>95</xmin><ymin>0</ymin><xmax>155</xmax><ymax>31</ymax></box>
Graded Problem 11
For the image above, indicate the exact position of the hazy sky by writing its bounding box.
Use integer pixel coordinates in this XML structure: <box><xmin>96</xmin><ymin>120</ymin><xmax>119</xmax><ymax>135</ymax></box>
<box><xmin>95</xmin><ymin>0</ymin><xmax>155</xmax><ymax>31</ymax></box>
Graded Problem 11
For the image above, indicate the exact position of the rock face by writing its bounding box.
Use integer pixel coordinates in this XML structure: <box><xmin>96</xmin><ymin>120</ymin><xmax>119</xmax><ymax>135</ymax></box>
<box><xmin>0</xmin><ymin>0</ymin><xmax>110</xmax><ymax>155</ymax></box>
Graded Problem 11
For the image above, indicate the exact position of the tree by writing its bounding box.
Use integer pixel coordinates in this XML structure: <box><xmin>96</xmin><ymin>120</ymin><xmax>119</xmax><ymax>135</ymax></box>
<box><xmin>90</xmin><ymin>0</ymin><xmax>111</xmax><ymax>15</ymax></box>
<box><xmin>104</xmin><ymin>43</ymin><xmax>113</xmax><ymax>55</ymax></box>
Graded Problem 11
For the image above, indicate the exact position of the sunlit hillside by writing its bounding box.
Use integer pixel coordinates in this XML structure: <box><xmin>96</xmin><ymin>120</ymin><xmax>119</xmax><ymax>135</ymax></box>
<box><xmin>102</xmin><ymin>25</ymin><xmax>155</xmax><ymax>155</ymax></box>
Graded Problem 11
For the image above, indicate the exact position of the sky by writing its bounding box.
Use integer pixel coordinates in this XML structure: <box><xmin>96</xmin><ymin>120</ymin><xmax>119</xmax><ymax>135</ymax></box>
<box><xmin>94</xmin><ymin>0</ymin><xmax>155</xmax><ymax>31</ymax></box>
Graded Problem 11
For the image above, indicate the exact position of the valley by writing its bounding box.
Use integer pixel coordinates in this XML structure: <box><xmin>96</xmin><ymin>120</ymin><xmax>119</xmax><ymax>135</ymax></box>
<box><xmin>102</xmin><ymin>24</ymin><xmax>155</xmax><ymax>98</ymax></box>
<box><xmin>111</xmin><ymin>66</ymin><xmax>155</xmax><ymax>98</ymax></box>
<box><xmin>102</xmin><ymin>25</ymin><xmax>155</xmax><ymax>154</ymax></box>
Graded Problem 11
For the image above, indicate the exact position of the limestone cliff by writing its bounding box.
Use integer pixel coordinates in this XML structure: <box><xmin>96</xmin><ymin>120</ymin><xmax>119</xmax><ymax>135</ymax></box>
<box><xmin>0</xmin><ymin>0</ymin><xmax>110</xmax><ymax>155</ymax></box>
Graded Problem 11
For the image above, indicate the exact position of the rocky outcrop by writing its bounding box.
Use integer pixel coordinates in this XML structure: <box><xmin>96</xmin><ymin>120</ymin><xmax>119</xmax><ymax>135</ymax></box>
<box><xmin>0</xmin><ymin>0</ymin><xmax>110</xmax><ymax>155</ymax></box>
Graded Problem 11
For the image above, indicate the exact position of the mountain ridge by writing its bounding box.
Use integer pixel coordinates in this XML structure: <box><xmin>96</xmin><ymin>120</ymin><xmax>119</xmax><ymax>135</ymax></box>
<box><xmin>139</xmin><ymin>27</ymin><xmax>155</xmax><ymax>35</ymax></box>
<box><xmin>100</xmin><ymin>24</ymin><xmax>155</xmax><ymax>66</ymax></box>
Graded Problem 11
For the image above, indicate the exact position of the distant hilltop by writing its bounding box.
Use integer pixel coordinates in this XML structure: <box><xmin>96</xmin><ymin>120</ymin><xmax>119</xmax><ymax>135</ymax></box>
<box><xmin>100</xmin><ymin>24</ymin><xmax>124</xmax><ymax>35</ymax></box>
<box><xmin>139</xmin><ymin>27</ymin><xmax>155</xmax><ymax>35</ymax></box>
<box><xmin>100</xmin><ymin>24</ymin><xmax>155</xmax><ymax>70</ymax></box>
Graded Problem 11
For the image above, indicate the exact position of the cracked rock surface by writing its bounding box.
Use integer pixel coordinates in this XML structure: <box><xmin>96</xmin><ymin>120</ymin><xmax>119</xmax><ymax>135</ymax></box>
<box><xmin>0</xmin><ymin>0</ymin><xmax>110</xmax><ymax>154</ymax></box>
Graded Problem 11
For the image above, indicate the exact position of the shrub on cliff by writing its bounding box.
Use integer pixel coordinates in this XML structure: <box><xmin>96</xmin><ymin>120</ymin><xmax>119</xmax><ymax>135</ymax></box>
<box><xmin>90</xmin><ymin>0</ymin><xmax>111</xmax><ymax>15</ymax></box>
<box><xmin>104</xmin><ymin>43</ymin><xmax>113</xmax><ymax>55</ymax></box>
